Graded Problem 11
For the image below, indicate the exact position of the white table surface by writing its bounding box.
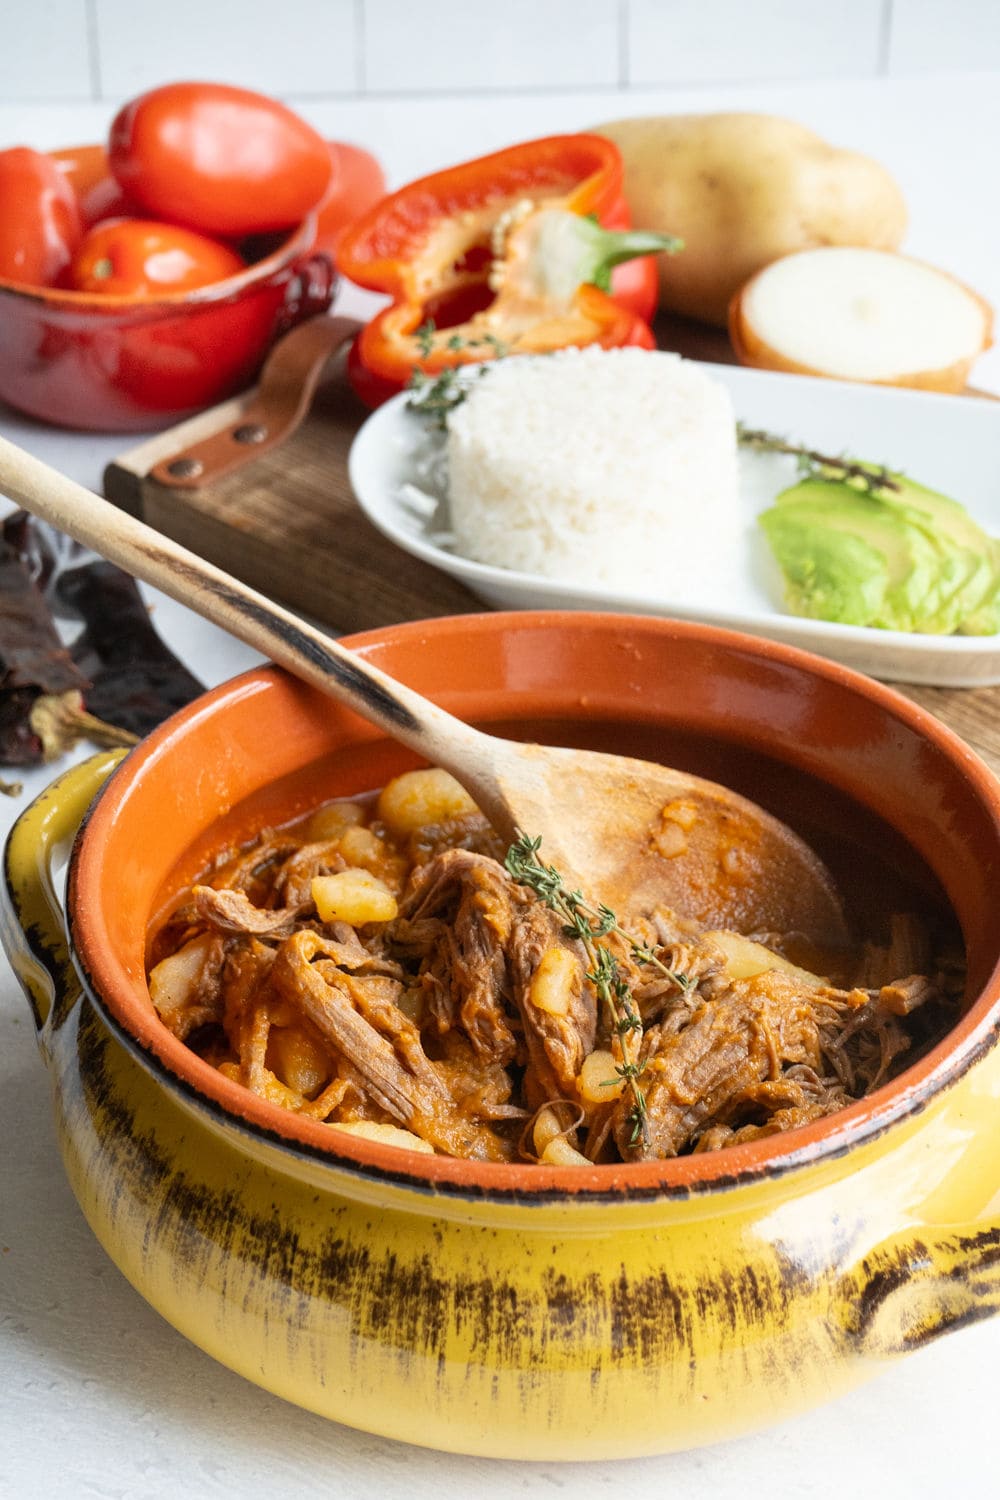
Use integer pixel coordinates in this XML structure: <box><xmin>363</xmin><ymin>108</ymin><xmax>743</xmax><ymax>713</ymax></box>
<box><xmin>2</xmin><ymin>72</ymin><xmax>1000</xmax><ymax>1499</ymax></box>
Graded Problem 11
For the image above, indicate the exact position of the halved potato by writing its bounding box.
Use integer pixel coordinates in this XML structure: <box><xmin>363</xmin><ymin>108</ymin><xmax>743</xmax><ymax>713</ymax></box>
<box><xmin>729</xmin><ymin>247</ymin><xmax>993</xmax><ymax>393</ymax></box>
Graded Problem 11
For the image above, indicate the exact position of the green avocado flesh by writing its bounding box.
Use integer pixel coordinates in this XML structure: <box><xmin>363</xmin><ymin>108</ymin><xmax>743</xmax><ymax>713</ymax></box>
<box><xmin>759</xmin><ymin>473</ymin><xmax>1000</xmax><ymax>636</ymax></box>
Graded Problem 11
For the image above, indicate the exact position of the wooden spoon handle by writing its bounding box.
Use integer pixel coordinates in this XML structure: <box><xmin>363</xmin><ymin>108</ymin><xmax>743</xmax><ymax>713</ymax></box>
<box><xmin>0</xmin><ymin>434</ymin><xmax>499</xmax><ymax>791</ymax></box>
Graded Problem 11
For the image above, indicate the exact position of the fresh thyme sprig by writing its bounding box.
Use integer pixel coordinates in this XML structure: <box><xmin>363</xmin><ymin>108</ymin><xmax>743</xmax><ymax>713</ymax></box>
<box><xmin>413</xmin><ymin>319</ymin><xmax>436</xmax><ymax>359</ymax></box>
<box><xmin>407</xmin><ymin>366</ymin><xmax>473</xmax><ymax>424</ymax></box>
<box><xmin>406</xmin><ymin>320</ymin><xmax>509</xmax><ymax>426</ymax></box>
<box><xmin>505</xmin><ymin>833</ymin><xmax>691</xmax><ymax>1149</ymax></box>
<box><xmin>737</xmin><ymin>423</ymin><xmax>902</xmax><ymax>495</ymax></box>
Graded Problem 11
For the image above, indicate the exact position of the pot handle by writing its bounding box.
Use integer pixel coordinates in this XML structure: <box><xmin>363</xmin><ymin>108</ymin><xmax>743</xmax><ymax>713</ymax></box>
<box><xmin>0</xmin><ymin>750</ymin><xmax>126</xmax><ymax>1039</ymax></box>
<box><xmin>835</xmin><ymin>1221</ymin><xmax>1000</xmax><ymax>1357</ymax></box>
<box><xmin>277</xmin><ymin>250</ymin><xmax>337</xmax><ymax>334</ymax></box>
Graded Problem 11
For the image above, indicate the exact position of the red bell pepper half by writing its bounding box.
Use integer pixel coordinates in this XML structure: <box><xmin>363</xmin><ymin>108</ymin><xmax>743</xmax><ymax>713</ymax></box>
<box><xmin>337</xmin><ymin>134</ymin><xmax>681</xmax><ymax>405</ymax></box>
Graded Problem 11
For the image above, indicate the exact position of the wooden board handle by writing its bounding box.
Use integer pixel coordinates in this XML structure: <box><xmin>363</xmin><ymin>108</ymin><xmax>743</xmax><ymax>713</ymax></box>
<box><xmin>149</xmin><ymin>315</ymin><xmax>363</xmax><ymax>490</ymax></box>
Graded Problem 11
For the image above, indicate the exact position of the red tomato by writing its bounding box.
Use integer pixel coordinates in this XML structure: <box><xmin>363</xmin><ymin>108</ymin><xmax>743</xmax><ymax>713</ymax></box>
<box><xmin>0</xmin><ymin>146</ymin><xmax>83</xmax><ymax>287</ymax></box>
<box><xmin>53</xmin><ymin>143</ymin><xmax>111</xmax><ymax>198</ymax></box>
<box><xmin>79</xmin><ymin>174</ymin><xmax>135</xmax><ymax>227</ymax></box>
<box><xmin>109</xmin><ymin>82</ymin><xmax>333</xmax><ymax>238</ymax></box>
<box><xmin>70</xmin><ymin>218</ymin><xmax>245</xmax><ymax>297</ymax></box>
<box><xmin>314</xmin><ymin>141</ymin><xmax>387</xmax><ymax>255</ymax></box>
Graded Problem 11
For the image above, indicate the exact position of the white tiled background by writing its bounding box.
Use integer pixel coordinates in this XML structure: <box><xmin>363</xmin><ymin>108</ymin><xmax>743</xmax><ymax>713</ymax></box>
<box><xmin>0</xmin><ymin>0</ymin><xmax>993</xmax><ymax>104</ymax></box>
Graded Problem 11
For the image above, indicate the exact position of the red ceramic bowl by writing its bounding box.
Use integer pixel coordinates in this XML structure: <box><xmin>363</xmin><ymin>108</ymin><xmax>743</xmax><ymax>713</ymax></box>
<box><xmin>0</xmin><ymin>145</ymin><xmax>336</xmax><ymax>432</ymax></box>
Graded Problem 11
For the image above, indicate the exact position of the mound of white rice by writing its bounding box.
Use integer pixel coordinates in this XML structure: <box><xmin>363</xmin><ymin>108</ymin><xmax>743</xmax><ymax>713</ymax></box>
<box><xmin>445</xmin><ymin>347</ymin><xmax>739</xmax><ymax>598</ymax></box>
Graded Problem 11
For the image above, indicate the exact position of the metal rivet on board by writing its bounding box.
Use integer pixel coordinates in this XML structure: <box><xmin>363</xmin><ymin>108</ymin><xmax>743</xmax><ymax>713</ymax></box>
<box><xmin>233</xmin><ymin>423</ymin><xmax>268</xmax><ymax>445</ymax></box>
<box><xmin>165</xmin><ymin>457</ymin><xmax>204</xmax><ymax>478</ymax></box>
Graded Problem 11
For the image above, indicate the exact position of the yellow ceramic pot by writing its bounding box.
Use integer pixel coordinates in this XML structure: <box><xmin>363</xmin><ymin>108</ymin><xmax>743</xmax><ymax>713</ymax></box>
<box><xmin>4</xmin><ymin>614</ymin><xmax>1000</xmax><ymax>1460</ymax></box>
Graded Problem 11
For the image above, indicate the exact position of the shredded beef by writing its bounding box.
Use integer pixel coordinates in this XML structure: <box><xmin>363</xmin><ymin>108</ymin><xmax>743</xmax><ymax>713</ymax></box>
<box><xmin>392</xmin><ymin>848</ymin><xmax>522</xmax><ymax>1064</ymax></box>
<box><xmin>507</xmin><ymin>902</ymin><xmax>596</xmax><ymax>1107</ymax></box>
<box><xmin>148</xmin><ymin>798</ymin><xmax>963</xmax><ymax>1167</ymax></box>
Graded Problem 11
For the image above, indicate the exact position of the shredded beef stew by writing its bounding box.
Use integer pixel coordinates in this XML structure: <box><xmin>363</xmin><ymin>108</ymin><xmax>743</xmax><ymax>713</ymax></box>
<box><xmin>147</xmin><ymin>767</ymin><xmax>964</xmax><ymax>1164</ymax></box>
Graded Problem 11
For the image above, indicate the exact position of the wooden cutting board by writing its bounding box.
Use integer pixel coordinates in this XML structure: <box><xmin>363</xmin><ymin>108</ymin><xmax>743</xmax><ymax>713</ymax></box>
<box><xmin>103</xmin><ymin>316</ymin><xmax>481</xmax><ymax>632</ymax></box>
<box><xmin>102</xmin><ymin>313</ymin><xmax>1000</xmax><ymax>779</ymax></box>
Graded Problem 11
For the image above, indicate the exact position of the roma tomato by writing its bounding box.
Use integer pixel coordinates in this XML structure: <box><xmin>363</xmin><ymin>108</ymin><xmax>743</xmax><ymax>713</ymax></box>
<box><xmin>109</xmin><ymin>82</ymin><xmax>333</xmax><ymax>238</ymax></box>
<box><xmin>53</xmin><ymin>143</ymin><xmax>110</xmax><ymax>198</ymax></box>
<box><xmin>0</xmin><ymin>146</ymin><xmax>82</xmax><ymax>287</ymax></box>
<box><xmin>78</xmin><ymin>174</ymin><xmax>135</xmax><ymax>227</ymax></box>
<box><xmin>314</xmin><ymin>141</ymin><xmax>386</xmax><ymax>255</ymax></box>
<box><xmin>70</xmin><ymin>219</ymin><xmax>245</xmax><ymax>297</ymax></box>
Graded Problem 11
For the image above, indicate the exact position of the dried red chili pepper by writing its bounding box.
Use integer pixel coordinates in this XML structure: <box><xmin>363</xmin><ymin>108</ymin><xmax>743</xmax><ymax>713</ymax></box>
<box><xmin>3</xmin><ymin>509</ymin><xmax>81</xmax><ymax>599</ymax></box>
<box><xmin>57</xmin><ymin>560</ymin><xmax>205</xmax><ymax>737</ymax></box>
<box><xmin>0</xmin><ymin>538</ymin><xmax>89</xmax><ymax>766</ymax></box>
<box><xmin>337</xmin><ymin>134</ymin><xmax>681</xmax><ymax>405</ymax></box>
<box><xmin>0</xmin><ymin>513</ymin><xmax>204</xmax><ymax>765</ymax></box>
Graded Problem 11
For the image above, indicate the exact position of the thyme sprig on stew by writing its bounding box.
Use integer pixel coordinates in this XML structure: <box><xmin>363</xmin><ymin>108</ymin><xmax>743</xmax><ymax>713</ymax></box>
<box><xmin>737</xmin><ymin>423</ymin><xmax>902</xmax><ymax>495</ymax></box>
<box><xmin>506</xmin><ymin>833</ymin><xmax>690</xmax><ymax>1148</ymax></box>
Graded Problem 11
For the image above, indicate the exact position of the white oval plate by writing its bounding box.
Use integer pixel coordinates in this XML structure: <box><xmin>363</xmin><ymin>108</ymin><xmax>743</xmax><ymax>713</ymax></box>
<box><xmin>348</xmin><ymin>362</ymin><xmax>1000</xmax><ymax>687</ymax></box>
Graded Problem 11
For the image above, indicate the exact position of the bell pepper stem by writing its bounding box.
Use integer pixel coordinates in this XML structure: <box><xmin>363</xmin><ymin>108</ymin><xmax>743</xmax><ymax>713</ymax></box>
<box><xmin>574</xmin><ymin>215</ymin><xmax>683</xmax><ymax>291</ymax></box>
<box><xmin>525</xmin><ymin>210</ymin><xmax>682</xmax><ymax>301</ymax></box>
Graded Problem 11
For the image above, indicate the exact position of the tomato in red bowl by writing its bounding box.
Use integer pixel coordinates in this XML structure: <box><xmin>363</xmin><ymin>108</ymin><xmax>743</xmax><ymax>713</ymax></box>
<box><xmin>0</xmin><ymin>144</ymin><xmax>336</xmax><ymax>433</ymax></box>
<box><xmin>108</xmin><ymin>81</ymin><xmax>334</xmax><ymax>238</ymax></box>
<box><xmin>70</xmin><ymin>219</ymin><xmax>246</xmax><ymax>297</ymax></box>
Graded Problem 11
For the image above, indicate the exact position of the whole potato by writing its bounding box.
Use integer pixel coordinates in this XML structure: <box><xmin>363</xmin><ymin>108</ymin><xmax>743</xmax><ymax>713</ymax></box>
<box><xmin>593</xmin><ymin>113</ymin><xmax>907</xmax><ymax>327</ymax></box>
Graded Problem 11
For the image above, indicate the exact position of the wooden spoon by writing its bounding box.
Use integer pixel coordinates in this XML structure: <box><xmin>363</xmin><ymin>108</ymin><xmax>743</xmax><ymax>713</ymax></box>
<box><xmin>0</xmin><ymin>435</ymin><xmax>848</xmax><ymax>945</ymax></box>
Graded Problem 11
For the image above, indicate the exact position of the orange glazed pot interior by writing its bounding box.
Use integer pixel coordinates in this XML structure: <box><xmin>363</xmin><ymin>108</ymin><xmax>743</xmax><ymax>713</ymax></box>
<box><xmin>67</xmin><ymin>612</ymin><xmax>1000</xmax><ymax>1194</ymax></box>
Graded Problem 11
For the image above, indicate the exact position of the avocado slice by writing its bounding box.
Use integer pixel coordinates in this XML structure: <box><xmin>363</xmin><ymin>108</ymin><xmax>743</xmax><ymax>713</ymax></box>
<box><xmin>761</xmin><ymin>480</ymin><xmax>945</xmax><ymax>631</ymax></box>
<box><xmin>957</xmin><ymin>553</ymin><xmax>1000</xmax><ymax>635</ymax></box>
<box><xmin>874</xmin><ymin>473</ymin><xmax>1000</xmax><ymax>634</ymax></box>
<box><xmin>761</xmin><ymin>472</ymin><xmax>1000</xmax><ymax>635</ymax></box>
